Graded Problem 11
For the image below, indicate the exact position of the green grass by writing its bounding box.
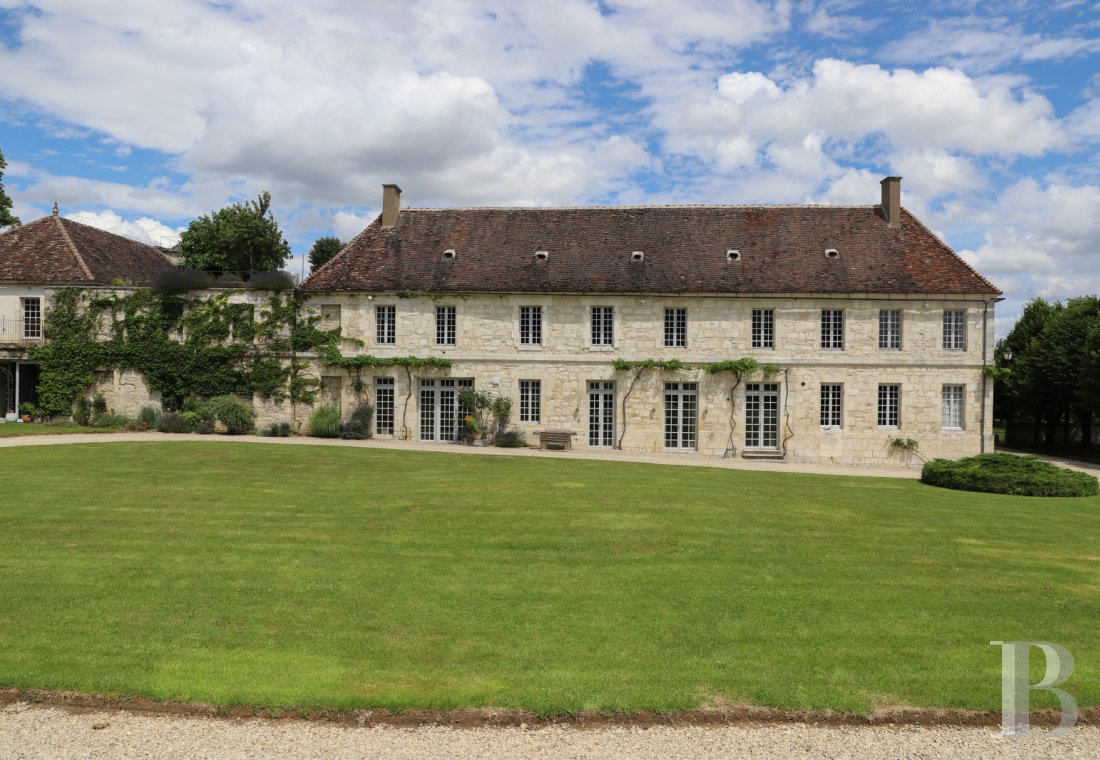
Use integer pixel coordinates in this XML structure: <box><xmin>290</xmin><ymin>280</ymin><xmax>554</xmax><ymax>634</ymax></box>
<box><xmin>1</xmin><ymin>441</ymin><xmax>1098</xmax><ymax>715</ymax></box>
<box><xmin>0</xmin><ymin>423</ymin><xmax>120</xmax><ymax>436</ymax></box>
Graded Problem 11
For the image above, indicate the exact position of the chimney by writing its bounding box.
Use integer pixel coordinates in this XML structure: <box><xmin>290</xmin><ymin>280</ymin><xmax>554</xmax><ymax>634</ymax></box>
<box><xmin>381</xmin><ymin>184</ymin><xmax>402</xmax><ymax>228</ymax></box>
<box><xmin>880</xmin><ymin>176</ymin><xmax>901</xmax><ymax>228</ymax></box>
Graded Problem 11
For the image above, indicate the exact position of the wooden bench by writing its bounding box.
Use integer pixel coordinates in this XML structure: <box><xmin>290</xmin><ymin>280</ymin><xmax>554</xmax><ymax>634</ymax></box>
<box><xmin>537</xmin><ymin>429</ymin><xmax>576</xmax><ymax>450</ymax></box>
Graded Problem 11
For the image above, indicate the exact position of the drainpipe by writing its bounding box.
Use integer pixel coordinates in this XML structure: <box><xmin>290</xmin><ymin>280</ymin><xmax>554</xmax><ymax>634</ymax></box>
<box><xmin>980</xmin><ymin>299</ymin><xmax>990</xmax><ymax>454</ymax></box>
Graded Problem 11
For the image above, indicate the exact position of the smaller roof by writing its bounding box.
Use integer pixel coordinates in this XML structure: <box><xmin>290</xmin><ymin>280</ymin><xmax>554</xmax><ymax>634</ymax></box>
<box><xmin>0</xmin><ymin>213</ymin><xmax>171</xmax><ymax>285</ymax></box>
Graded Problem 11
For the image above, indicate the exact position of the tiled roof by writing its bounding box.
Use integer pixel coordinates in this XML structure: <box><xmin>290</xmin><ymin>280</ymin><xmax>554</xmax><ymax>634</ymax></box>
<box><xmin>302</xmin><ymin>205</ymin><xmax>1001</xmax><ymax>296</ymax></box>
<box><xmin>0</xmin><ymin>214</ymin><xmax>171</xmax><ymax>285</ymax></box>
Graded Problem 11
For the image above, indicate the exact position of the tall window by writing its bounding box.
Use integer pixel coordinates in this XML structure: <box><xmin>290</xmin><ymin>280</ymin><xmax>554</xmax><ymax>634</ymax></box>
<box><xmin>664</xmin><ymin>308</ymin><xmax>687</xmax><ymax>347</ymax></box>
<box><xmin>22</xmin><ymin>298</ymin><xmax>42</xmax><ymax>339</ymax></box>
<box><xmin>878</xmin><ymin>384</ymin><xmax>900</xmax><ymax>427</ymax></box>
<box><xmin>519</xmin><ymin>306</ymin><xmax>542</xmax><ymax>346</ymax></box>
<box><xmin>943</xmin><ymin>310</ymin><xmax>966</xmax><ymax>350</ymax></box>
<box><xmin>942</xmin><ymin>385</ymin><xmax>965</xmax><ymax>430</ymax></box>
<box><xmin>820</xmin><ymin>384</ymin><xmax>842</xmax><ymax>428</ymax></box>
<box><xmin>752</xmin><ymin>309</ymin><xmax>774</xmax><ymax>349</ymax></box>
<box><xmin>591</xmin><ymin>306</ymin><xmax>614</xmax><ymax>346</ymax></box>
<box><xmin>436</xmin><ymin>306</ymin><xmax>456</xmax><ymax>346</ymax></box>
<box><xmin>519</xmin><ymin>379</ymin><xmax>541</xmax><ymax>423</ymax></box>
<box><xmin>375</xmin><ymin>377</ymin><xmax>394</xmax><ymax>435</ymax></box>
<box><xmin>376</xmin><ymin>305</ymin><xmax>395</xmax><ymax>345</ymax></box>
<box><xmin>821</xmin><ymin>309</ymin><xmax>844</xmax><ymax>349</ymax></box>
<box><xmin>879</xmin><ymin>310</ymin><xmax>901</xmax><ymax>350</ymax></box>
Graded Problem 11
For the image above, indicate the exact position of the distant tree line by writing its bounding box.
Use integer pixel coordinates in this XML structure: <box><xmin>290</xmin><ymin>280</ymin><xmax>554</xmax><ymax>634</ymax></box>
<box><xmin>995</xmin><ymin>296</ymin><xmax>1100</xmax><ymax>450</ymax></box>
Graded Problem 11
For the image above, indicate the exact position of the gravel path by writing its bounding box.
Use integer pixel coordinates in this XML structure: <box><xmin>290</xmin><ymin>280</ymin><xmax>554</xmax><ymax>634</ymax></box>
<box><xmin>1</xmin><ymin>703</ymin><xmax>1096</xmax><ymax>759</ymax></box>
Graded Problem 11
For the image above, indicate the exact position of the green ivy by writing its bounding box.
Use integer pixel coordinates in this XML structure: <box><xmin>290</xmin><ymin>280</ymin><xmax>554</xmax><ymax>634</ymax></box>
<box><xmin>29</xmin><ymin>287</ymin><xmax>341</xmax><ymax>415</ymax></box>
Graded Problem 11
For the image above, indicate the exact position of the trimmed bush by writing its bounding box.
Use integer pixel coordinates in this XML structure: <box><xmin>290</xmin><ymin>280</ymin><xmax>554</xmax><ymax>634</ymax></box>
<box><xmin>921</xmin><ymin>453</ymin><xmax>1099</xmax><ymax>498</ymax></box>
<box><xmin>152</xmin><ymin>267</ymin><xmax>215</xmax><ymax>295</ymax></box>
<box><xmin>212</xmin><ymin>273</ymin><xmax>245</xmax><ymax>287</ymax></box>
<box><xmin>247</xmin><ymin>270</ymin><xmax>296</xmax><ymax>291</ymax></box>
<box><xmin>157</xmin><ymin>412</ymin><xmax>194</xmax><ymax>433</ymax></box>
<box><xmin>341</xmin><ymin>403</ymin><xmax>374</xmax><ymax>440</ymax></box>
<box><xmin>263</xmin><ymin>421</ymin><xmax>291</xmax><ymax>437</ymax></box>
<box><xmin>493</xmin><ymin>429</ymin><xmax>527</xmax><ymax>448</ymax></box>
<box><xmin>309</xmin><ymin>404</ymin><xmax>342</xmax><ymax>438</ymax></box>
<box><xmin>207</xmin><ymin>396</ymin><xmax>255</xmax><ymax>435</ymax></box>
<box><xmin>137</xmin><ymin>406</ymin><xmax>162</xmax><ymax>429</ymax></box>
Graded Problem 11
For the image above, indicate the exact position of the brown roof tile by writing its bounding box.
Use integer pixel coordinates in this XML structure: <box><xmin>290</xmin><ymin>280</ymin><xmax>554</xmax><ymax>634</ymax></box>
<box><xmin>0</xmin><ymin>215</ymin><xmax>171</xmax><ymax>285</ymax></box>
<box><xmin>302</xmin><ymin>205</ymin><xmax>1000</xmax><ymax>296</ymax></box>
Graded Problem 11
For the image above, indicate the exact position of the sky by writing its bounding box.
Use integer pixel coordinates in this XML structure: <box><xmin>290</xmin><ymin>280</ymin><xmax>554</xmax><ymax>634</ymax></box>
<box><xmin>1</xmin><ymin>0</ymin><xmax>1098</xmax><ymax>335</ymax></box>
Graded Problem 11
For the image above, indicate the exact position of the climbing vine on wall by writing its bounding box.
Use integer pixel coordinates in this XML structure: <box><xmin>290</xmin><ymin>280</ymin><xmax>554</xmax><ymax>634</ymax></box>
<box><xmin>29</xmin><ymin>287</ymin><xmax>341</xmax><ymax>414</ymax></box>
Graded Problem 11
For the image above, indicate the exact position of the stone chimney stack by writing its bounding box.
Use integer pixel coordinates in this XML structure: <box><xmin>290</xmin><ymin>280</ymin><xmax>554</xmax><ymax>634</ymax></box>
<box><xmin>381</xmin><ymin>184</ymin><xmax>402</xmax><ymax>228</ymax></box>
<box><xmin>880</xmin><ymin>176</ymin><xmax>901</xmax><ymax>228</ymax></box>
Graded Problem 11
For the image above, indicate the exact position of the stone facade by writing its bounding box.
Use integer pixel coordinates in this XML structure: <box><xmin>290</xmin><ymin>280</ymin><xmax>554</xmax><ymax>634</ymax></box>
<box><xmin>301</xmin><ymin>292</ymin><xmax>996</xmax><ymax>467</ymax></box>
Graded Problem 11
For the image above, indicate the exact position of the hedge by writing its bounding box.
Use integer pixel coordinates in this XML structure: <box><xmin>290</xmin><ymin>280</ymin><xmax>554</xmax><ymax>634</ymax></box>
<box><xmin>920</xmin><ymin>453</ymin><xmax>1099</xmax><ymax>497</ymax></box>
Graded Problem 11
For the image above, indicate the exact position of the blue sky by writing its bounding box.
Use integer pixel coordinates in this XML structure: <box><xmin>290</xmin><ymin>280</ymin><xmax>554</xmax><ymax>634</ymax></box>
<box><xmin>1</xmin><ymin>0</ymin><xmax>1099</xmax><ymax>333</ymax></box>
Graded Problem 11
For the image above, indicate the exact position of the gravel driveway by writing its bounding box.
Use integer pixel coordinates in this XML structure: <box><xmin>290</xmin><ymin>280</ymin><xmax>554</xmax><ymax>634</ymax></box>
<box><xmin>2</xmin><ymin>703</ymin><xmax>1096</xmax><ymax>760</ymax></box>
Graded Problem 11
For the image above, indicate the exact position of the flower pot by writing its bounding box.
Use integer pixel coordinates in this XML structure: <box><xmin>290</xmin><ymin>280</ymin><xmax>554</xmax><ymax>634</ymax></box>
<box><xmin>471</xmin><ymin>431</ymin><xmax>483</xmax><ymax>441</ymax></box>
<box><xmin>21</xmin><ymin>415</ymin><xmax>31</xmax><ymax>423</ymax></box>
<box><xmin>4</xmin><ymin>413</ymin><xmax>15</xmax><ymax>423</ymax></box>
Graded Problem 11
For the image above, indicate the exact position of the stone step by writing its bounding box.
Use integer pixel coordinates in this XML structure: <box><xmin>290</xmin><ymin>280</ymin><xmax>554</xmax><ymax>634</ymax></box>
<box><xmin>741</xmin><ymin>449</ymin><xmax>785</xmax><ymax>461</ymax></box>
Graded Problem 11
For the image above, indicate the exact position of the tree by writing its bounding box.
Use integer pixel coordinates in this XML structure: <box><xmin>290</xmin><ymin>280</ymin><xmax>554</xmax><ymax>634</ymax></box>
<box><xmin>177</xmin><ymin>191</ymin><xmax>290</xmax><ymax>276</ymax></box>
<box><xmin>308</xmin><ymin>236</ymin><xmax>344</xmax><ymax>272</ymax></box>
<box><xmin>0</xmin><ymin>149</ymin><xmax>20</xmax><ymax>229</ymax></box>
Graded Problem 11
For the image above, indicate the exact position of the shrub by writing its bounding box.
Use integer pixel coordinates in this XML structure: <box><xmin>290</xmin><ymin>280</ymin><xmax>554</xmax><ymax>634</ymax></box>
<box><xmin>341</xmin><ymin>403</ymin><xmax>374</xmax><ymax>440</ymax></box>
<box><xmin>73</xmin><ymin>397</ymin><xmax>91</xmax><ymax>426</ymax></box>
<box><xmin>91</xmin><ymin>411</ymin><xmax>131</xmax><ymax>429</ymax></box>
<box><xmin>45</xmin><ymin>417</ymin><xmax>75</xmax><ymax>427</ymax></box>
<box><xmin>195</xmin><ymin>422</ymin><xmax>214</xmax><ymax>435</ymax></box>
<box><xmin>212</xmin><ymin>273</ymin><xmax>245</xmax><ymax>287</ymax></box>
<box><xmin>921</xmin><ymin>453</ymin><xmax>1099</xmax><ymax>498</ymax></box>
<box><xmin>181</xmin><ymin>398</ymin><xmax>216</xmax><ymax>426</ymax></box>
<box><xmin>207</xmin><ymin>395</ymin><xmax>255</xmax><ymax>435</ymax></box>
<box><xmin>92</xmin><ymin>394</ymin><xmax>107</xmax><ymax>416</ymax></box>
<box><xmin>157</xmin><ymin>412</ymin><xmax>194</xmax><ymax>433</ymax></box>
<box><xmin>247</xmin><ymin>270</ymin><xmax>296</xmax><ymax>291</ymax></box>
<box><xmin>137</xmin><ymin>406</ymin><xmax>162</xmax><ymax>429</ymax></box>
<box><xmin>152</xmin><ymin>267</ymin><xmax>215</xmax><ymax>295</ymax></box>
<box><xmin>309</xmin><ymin>404</ymin><xmax>342</xmax><ymax>438</ymax></box>
<box><xmin>493</xmin><ymin>429</ymin><xmax>527</xmax><ymax>448</ymax></box>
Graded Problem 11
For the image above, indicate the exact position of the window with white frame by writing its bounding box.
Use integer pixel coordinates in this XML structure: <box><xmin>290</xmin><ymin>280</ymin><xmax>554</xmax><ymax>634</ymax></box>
<box><xmin>664</xmin><ymin>308</ymin><xmax>687</xmax><ymax>347</ymax></box>
<box><xmin>591</xmin><ymin>306</ymin><xmax>614</xmax><ymax>346</ymax></box>
<box><xmin>21</xmin><ymin>298</ymin><xmax>42</xmax><ymax>339</ymax></box>
<box><xmin>820</xmin><ymin>384</ymin><xmax>842</xmax><ymax>428</ymax></box>
<box><xmin>821</xmin><ymin>309</ymin><xmax>844</xmax><ymax>349</ymax></box>
<box><xmin>375</xmin><ymin>377</ymin><xmax>395</xmax><ymax>435</ymax></box>
<box><xmin>436</xmin><ymin>305</ymin><xmax>456</xmax><ymax>346</ymax></box>
<box><xmin>519</xmin><ymin>379</ymin><xmax>541</xmax><ymax>423</ymax></box>
<box><xmin>878</xmin><ymin>384</ymin><xmax>900</xmax><ymax>427</ymax></box>
<box><xmin>519</xmin><ymin>306</ymin><xmax>542</xmax><ymax>346</ymax></box>
<box><xmin>879</xmin><ymin>310</ymin><xmax>901</xmax><ymax>350</ymax></box>
<box><xmin>752</xmin><ymin>308</ymin><xmax>774</xmax><ymax>349</ymax></box>
<box><xmin>942</xmin><ymin>385</ymin><xmax>965</xmax><ymax>430</ymax></box>
<box><xmin>376</xmin><ymin>305</ymin><xmax>395</xmax><ymax>345</ymax></box>
<box><xmin>943</xmin><ymin>309</ymin><xmax>966</xmax><ymax>350</ymax></box>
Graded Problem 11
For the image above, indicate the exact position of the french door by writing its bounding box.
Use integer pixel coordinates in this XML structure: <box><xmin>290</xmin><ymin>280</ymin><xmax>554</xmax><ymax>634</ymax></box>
<box><xmin>588</xmin><ymin>381</ymin><xmax>615</xmax><ymax>447</ymax></box>
<box><xmin>419</xmin><ymin>378</ymin><xmax>473</xmax><ymax>441</ymax></box>
<box><xmin>744</xmin><ymin>383</ymin><xmax>780</xmax><ymax>449</ymax></box>
<box><xmin>664</xmin><ymin>382</ymin><xmax>697</xmax><ymax>449</ymax></box>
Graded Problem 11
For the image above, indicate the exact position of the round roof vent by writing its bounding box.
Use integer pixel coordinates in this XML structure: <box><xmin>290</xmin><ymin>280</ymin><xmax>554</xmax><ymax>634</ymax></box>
<box><xmin>726</xmin><ymin>249</ymin><xmax>741</xmax><ymax>262</ymax></box>
<box><xmin>631</xmin><ymin>251</ymin><xmax>645</xmax><ymax>262</ymax></box>
<box><xmin>442</xmin><ymin>249</ymin><xmax>457</xmax><ymax>260</ymax></box>
<box><xmin>825</xmin><ymin>248</ymin><xmax>840</xmax><ymax>259</ymax></box>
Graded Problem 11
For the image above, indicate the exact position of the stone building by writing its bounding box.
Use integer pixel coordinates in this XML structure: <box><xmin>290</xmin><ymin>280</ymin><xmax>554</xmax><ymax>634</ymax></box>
<box><xmin>302</xmin><ymin>178</ymin><xmax>1002</xmax><ymax>466</ymax></box>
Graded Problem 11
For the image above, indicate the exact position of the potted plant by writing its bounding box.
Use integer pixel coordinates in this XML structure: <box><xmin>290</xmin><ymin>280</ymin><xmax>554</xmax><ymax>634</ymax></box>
<box><xmin>19</xmin><ymin>402</ymin><xmax>35</xmax><ymax>423</ymax></box>
<box><xmin>4</xmin><ymin>407</ymin><xmax>15</xmax><ymax>423</ymax></box>
<box><xmin>465</xmin><ymin>414</ymin><xmax>483</xmax><ymax>441</ymax></box>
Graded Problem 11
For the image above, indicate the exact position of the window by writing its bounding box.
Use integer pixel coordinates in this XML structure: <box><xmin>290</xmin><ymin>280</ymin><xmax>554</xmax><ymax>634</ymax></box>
<box><xmin>436</xmin><ymin>306</ymin><xmax>456</xmax><ymax>346</ymax></box>
<box><xmin>21</xmin><ymin>298</ymin><xmax>42</xmax><ymax>340</ymax></box>
<box><xmin>376</xmin><ymin>305</ymin><xmax>395</xmax><ymax>345</ymax></box>
<box><xmin>664</xmin><ymin>382</ymin><xmax>697</xmax><ymax>449</ymax></box>
<box><xmin>751</xmin><ymin>309</ymin><xmax>774</xmax><ymax>349</ymax></box>
<box><xmin>519</xmin><ymin>380</ymin><xmax>541</xmax><ymax>423</ymax></box>
<box><xmin>943</xmin><ymin>310</ymin><xmax>966</xmax><ymax>350</ymax></box>
<box><xmin>591</xmin><ymin>306</ymin><xmax>614</xmax><ymax>346</ymax></box>
<box><xmin>820</xmin><ymin>384</ymin><xmax>842</xmax><ymax>428</ymax></box>
<box><xmin>821</xmin><ymin>309</ymin><xmax>844</xmax><ymax>349</ymax></box>
<box><xmin>588</xmin><ymin>381</ymin><xmax>615</xmax><ymax>447</ymax></box>
<box><xmin>942</xmin><ymin>385</ymin><xmax>965</xmax><ymax>430</ymax></box>
<box><xmin>878</xmin><ymin>384</ymin><xmax>900</xmax><ymax>427</ymax></box>
<box><xmin>879</xmin><ymin>310</ymin><xmax>901</xmax><ymax>350</ymax></box>
<box><xmin>664</xmin><ymin>308</ymin><xmax>687</xmax><ymax>347</ymax></box>
<box><xmin>519</xmin><ymin>306</ymin><xmax>542</xmax><ymax>346</ymax></box>
<box><xmin>375</xmin><ymin>377</ymin><xmax>394</xmax><ymax>435</ymax></box>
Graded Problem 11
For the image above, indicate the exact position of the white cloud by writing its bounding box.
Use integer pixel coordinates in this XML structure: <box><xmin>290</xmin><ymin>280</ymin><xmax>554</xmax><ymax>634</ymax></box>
<box><xmin>66</xmin><ymin>209</ymin><xmax>184</xmax><ymax>247</ymax></box>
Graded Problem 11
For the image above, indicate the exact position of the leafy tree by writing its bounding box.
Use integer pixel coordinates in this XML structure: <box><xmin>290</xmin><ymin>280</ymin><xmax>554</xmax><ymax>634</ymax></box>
<box><xmin>177</xmin><ymin>191</ymin><xmax>290</xmax><ymax>276</ymax></box>
<box><xmin>308</xmin><ymin>235</ymin><xmax>345</xmax><ymax>272</ymax></box>
<box><xmin>0</xmin><ymin>149</ymin><xmax>20</xmax><ymax>229</ymax></box>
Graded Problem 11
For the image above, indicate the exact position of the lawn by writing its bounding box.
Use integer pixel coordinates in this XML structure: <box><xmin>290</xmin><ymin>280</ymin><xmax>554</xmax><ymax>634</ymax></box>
<box><xmin>0</xmin><ymin>441</ymin><xmax>1097</xmax><ymax>715</ymax></box>
<box><xmin>0</xmin><ymin>423</ymin><xmax>119</xmax><ymax>436</ymax></box>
